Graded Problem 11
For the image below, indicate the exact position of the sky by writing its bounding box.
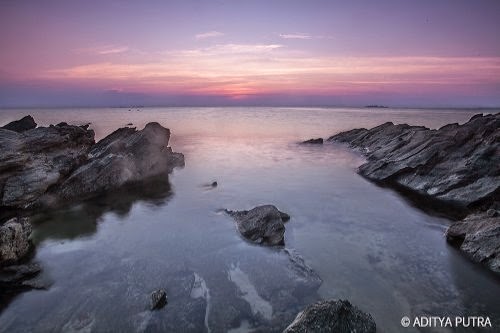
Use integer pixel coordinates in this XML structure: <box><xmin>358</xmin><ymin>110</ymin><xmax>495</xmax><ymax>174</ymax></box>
<box><xmin>1</xmin><ymin>0</ymin><xmax>500</xmax><ymax>107</ymax></box>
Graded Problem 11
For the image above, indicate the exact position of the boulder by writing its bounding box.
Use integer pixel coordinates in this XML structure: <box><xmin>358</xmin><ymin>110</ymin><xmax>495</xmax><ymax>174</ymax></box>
<box><xmin>0</xmin><ymin>121</ymin><xmax>95</xmax><ymax>209</ymax></box>
<box><xmin>151</xmin><ymin>289</ymin><xmax>168</xmax><ymax>310</ymax></box>
<box><xmin>1</xmin><ymin>115</ymin><xmax>36</xmax><ymax>132</ymax></box>
<box><xmin>225</xmin><ymin>205</ymin><xmax>290</xmax><ymax>246</ymax></box>
<box><xmin>446</xmin><ymin>212</ymin><xmax>500</xmax><ymax>273</ymax></box>
<box><xmin>0</xmin><ymin>217</ymin><xmax>32</xmax><ymax>265</ymax></box>
<box><xmin>283</xmin><ymin>299</ymin><xmax>376</xmax><ymax>333</ymax></box>
<box><xmin>53</xmin><ymin>122</ymin><xmax>184</xmax><ymax>202</ymax></box>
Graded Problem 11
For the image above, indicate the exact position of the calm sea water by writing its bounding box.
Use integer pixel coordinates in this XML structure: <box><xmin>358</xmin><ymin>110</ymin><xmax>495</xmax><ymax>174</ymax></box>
<box><xmin>0</xmin><ymin>107</ymin><xmax>499</xmax><ymax>332</ymax></box>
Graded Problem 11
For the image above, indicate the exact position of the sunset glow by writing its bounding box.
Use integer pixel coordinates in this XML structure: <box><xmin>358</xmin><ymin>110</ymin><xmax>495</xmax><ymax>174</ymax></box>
<box><xmin>1</xmin><ymin>0</ymin><xmax>500</xmax><ymax>107</ymax></box>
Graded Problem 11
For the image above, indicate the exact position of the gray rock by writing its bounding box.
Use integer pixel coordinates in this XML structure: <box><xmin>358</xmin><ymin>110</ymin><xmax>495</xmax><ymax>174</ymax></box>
<box><xmin>225</xmin><ymin>205</ymin><xmax>290</xmax><ymax>246</ymax></box>
<box><xmin>151</xmin><ymin>289</ymin><xmax>168</xmax><ymax>310</ymax></box>
<box><xmin>0</xmin><ymin>217</ymin><xmax>32</xmax><ymax>265</ymax></box>
<box><xmin>329</xmin><ymin>113</ymin><xmax>500</xmax><ymax>272</ymax></box>
<box><xmin>0</xmin><ymin>118</ymin><xmax>183</xmax><ymax>210</ymax></box>
<box><xmin>53</xmin><ymin>122</ymin><xmax>184</xmax><ymax>202</ymax></box>
<box><xmin>446</xmin><ymin>213</ymin><xmax>500</xmax><ymax>272</ymax></box>
<box><xmin>0</xmin><ymin>122</ymin><xmax>95</xmax><ymax>209</ymax></box>
<box><xmin>301</xmin><ymin>138</ymin><xmax>323</xmax><ymax>144</ymax></box>
<box><xmin>1</xmin><ymin>115</ymin><xmax>36</xmax><ymax>133</ymax></box>
<box><xmin>283</xmin><ymin>299</ymin><xmax>376</xmax><ymax>333</ymax></box>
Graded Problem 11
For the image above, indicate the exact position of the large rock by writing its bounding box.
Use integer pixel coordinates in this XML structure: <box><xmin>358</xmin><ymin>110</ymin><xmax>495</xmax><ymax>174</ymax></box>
<box><xmin>225</xmin><ymin>205</ymin><xmax>290</xmax><ymax>246</ymax></box>
<box><xmin>328</xmin><ymin>113</ymin><xmax>499</xmax><ymax>209</ymax></box>
<box><xmin>0</xmin><ymin>117</ymin><xmax>184</xmax><ymax>210</ymax></box>
<box><xmin>1</xmin><ymin>115</ymin><xmax>36</xmax><ymax>132</ymax></box>
<box><xmin>329</xmin><ymin>113</ymin><xmax>500</xmax><ymax>272</ymax></box>
<box><xmin>52</xmin><ymin>122</ymin><xmax>184</xmax><ymax>202</ymax></box>
<box><xmin>283</xmin><ymin>299</ymin><xmax>376</xmax><ymax>333</ymax></box>
<box><xmin>0</xmin><ymin>217</ymin><xmax>32</xmax><ymax>265</ymax></box>
<box><xmin>446</xmin><ymin>212</ymin><xmax>500</xmax><ymax>272</ymax></box>
<box><xmin>0</xmin><ymin>122</ymin><xmax>95</xmax><ymax>209</ymax></box>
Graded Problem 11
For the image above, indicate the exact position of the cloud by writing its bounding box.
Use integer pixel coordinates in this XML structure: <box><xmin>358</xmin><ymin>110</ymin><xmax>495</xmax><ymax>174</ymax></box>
<box><xmin>75</xmin><ymin>45</ymin><xmax>129</xmax><ymax>55</ymax></box>
<box><xmin>195</xmin><ymin>31</ymin><xmax>225</xmax><ymax>39</ymax></box>
<box><xmin>279</xmin><ymin>33</ymin><xmax>312</xmax><ymax>40</ymax></box>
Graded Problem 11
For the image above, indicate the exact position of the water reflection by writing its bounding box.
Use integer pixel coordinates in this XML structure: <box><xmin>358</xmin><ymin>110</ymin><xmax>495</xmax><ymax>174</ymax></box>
<box><xmin>31</xmin><ymin>174</ymin><xmax>174</xmax><ymax>245</ymax></box>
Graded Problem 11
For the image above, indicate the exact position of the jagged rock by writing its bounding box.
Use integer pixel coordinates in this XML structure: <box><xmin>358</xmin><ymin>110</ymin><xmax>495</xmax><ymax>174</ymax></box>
<box><xmin>0</xmin><ymin>217</ymin><xmax>32</xmax><ymax>265</ymax></box>
<box><xmin>328</xmin><ymin>113</ymin><xmax>499</xmax><ymax>208</ymax></box>
<box><xmin>0</xmin><ymin>121</ymin><xmax>95</xmax><ymax>209</ymax></box>
<box><xmin>301</xmin><ymin>138</ymin><xmax>323</xmax><ymax>144</ymax></box>
<box><xmin>446</xmin><ymin>213</ymin><xmax>500</xmax><ymax>272</ymax></box>
<box><xmin>329</xmin><ymin>113</ymin><xmax>500</xmax><ymax>272</ymax></box>
<box><xmin>1</xmin><ymin>115</ymin><xmax>36</xmax><ymax>132</ymax></box>
<box><xmin>283</xmin><ymin>299</ymin><xmax>376</xmax><ymax>333</ymax></box>
<box><xmin>0</xmin><ymin>117</ymin><xmax>184</xmax><ymax>210</ymax></box>
<box><xmin>225</xmin><ymin>205</ymin><xmax>290</xmax><ymax>246</ymax></box>
<box><xmin>52</xmin><ymin>122</ymin><xmax>184</xmax><ymax>202</ymax></box>
<box><xmin>151</xmin><ymin>289</ymin><xmax>168</xmax><ymax>310</ymax></box>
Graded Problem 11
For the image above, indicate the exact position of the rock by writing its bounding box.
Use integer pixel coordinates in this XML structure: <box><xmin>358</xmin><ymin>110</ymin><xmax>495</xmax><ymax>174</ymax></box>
<box><xmin>53</xmin><ymin>122</ymin><xmax>184</xmax><ymax>202</ymax></box>
<box><xmin>151</xmin><ymin>289</ymin><xmax>168</xmax><ymax>310</ymax></box>
<box><xmin>446</xmin><ymin>213</ymin><xmax>500</xmax><ymax>272</ymax></box>
<box><xmin>301</xmin><ymin>138</ymin><xmax>323</xmax><ymax>144</ymax></box>
<box><xmin>329</xmin><ymin>113</ymin><xmax>500</xmax><ymax>272</ymax></box>
<box><xmin>328</xmin><ymin>113</ymin><xmax>499</xmax><ymax>209</ymax></box>
<box><xmin>0</xmin><ymin>121</ymin><xmax>95</xmax><ymax>209</ymax></box>
<box><xmin>1</xmin><ymin>115</ymin><xmax>36</xmax><ymax>132</ymax></box>
<box><xmin>283</xmin><ymin>299</ymin><xmax>376</xmax><ymax>333</ymax></box>
<box><xmin>211</xmin><ymin>181</ymin><xmax>218</xmax><ymax>187</ymax></box>
<box><xmin>0</xmin><ymin>117</ymin><xmax>184</xmax><ymax>210</ymax></box>
<box><xmin>225</xmin><ymin>205</ymin><xmax>290</xmax><ymax>246</ymax></box>
<box><xmin>0</xmin><ymin>217</ymin><xmax>32</xmax><ymax>265</ymax></box>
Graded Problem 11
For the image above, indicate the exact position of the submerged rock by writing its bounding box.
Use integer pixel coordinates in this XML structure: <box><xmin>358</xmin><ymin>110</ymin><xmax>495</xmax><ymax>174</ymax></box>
<box><xmin>1</xmin><ymin>115</ymin><xmax>36</xmax><ymax>133</ymax></box>
<box><xmin>329</xmin><ymin>113</ymin><xmax>500</xmax><ymax>272</ymax></box>
<box><xmin>0</xmin><ymin>217</ymin><xmax>32</xmax><ymax>265</ymax></box>
<box><xmin>283</xmin><ymin>299</ymin><xmax>376</xmax><ymax>333</ymax></box>
<box><xmin>301</xmin><ymin>138</ymin><xmax>323</xmax><ymax>144</ymax></box>
<box><xmin>0</xmin><ymin>116</ymin><xmax>184</xmax><ymax>211</ymax></box>
<box><xmin>151</xmin><ymin>289</ymin><xmax>168</xmax><ymax>310</ymax></box>
<box><xmin>225</xmin><ymin>205</ymin><xmax>290</xmax><ymax>246</ymax></box>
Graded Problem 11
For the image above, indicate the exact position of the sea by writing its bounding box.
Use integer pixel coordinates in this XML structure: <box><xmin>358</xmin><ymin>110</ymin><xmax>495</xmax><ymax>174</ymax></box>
<box><xmin>0</xmin><ymin>107</ymin><xmax>499</xmax><ymax>332</ymax></box>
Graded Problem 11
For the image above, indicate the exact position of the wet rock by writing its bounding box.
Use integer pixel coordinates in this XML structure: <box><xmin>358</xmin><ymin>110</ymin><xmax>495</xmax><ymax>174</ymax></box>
<box><xmin>0</xmin><ymin>121</ymin><xmax>95</xmax><ymax>209</ymax></box>
<box><xmin>0</xmin><ymin>217</ymin><xmax>32</xmax><ymax>265</ymax></box>
<box><xmin>328</xmin><ymin>113</ymin><xmax>499</xmax><ymax>208</ymax></box>
<box><xmin>53</xmin><ymin>122</ymin><xmax>184</xmax><ymax>202</ymax></box>
<box><xmin>0</xmin><ymin>117</ymin><xmax>184</xmax><ymax>210</ymax></box>
<box><xmin>1</xmin><ymin>115</ymin><xmax>36</xmax><ymax>133</ymax></box>
<box><xmin>151</xmin><ymin>289</ymin><xmax>168</xmax><ymax>310</ymax></box>
<box><xmin>329</xmin><ymin>113</ymin><xmax>500</xmax><ymax>272</ymax></box>
<box><xmin>301</xmin><ymin>138</ymin><xmax>323</xmax><ymax>144</ymax></box>
<box><xmin>283</xmin><ymin>299</ymin><xmax>376</xmax><ymax>333</ymax></box>
<box><xmin>446</xmin><ymin>213</ymin><xmax>500</xmax><ymax>273</ymax></box>
<box><xmin>225</xmin><ymin>205</ymin><xmax>290</xmax><ymax>246</ymax></box>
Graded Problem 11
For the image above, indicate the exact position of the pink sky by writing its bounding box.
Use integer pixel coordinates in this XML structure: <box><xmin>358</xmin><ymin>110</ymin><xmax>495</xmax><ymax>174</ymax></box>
<box><xmin>1</xmin><ymin>1</ymin><xmax>500</xmax><ymax>107</ymax></box>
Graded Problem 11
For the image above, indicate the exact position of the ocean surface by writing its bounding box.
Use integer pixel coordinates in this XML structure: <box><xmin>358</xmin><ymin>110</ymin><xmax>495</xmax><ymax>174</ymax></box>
<box><xmin>0</xmin><ymin>107</ymin><xmax>499</xmax><ymax>332</ymax></box>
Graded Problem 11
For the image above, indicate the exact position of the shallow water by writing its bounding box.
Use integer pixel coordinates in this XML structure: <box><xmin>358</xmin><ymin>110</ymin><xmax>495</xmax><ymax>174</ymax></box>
<box><xmin>0</xmin><ymin>107</ymin><xmax>499</xmax><ymax>332</ymax></box>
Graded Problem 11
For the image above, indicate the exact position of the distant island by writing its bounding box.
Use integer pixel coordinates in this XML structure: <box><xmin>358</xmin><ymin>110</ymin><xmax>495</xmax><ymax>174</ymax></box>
<box><xmin>364</xmin><ymin>105</ymin><xmax>388</xmax><ymax>108</ymax></box>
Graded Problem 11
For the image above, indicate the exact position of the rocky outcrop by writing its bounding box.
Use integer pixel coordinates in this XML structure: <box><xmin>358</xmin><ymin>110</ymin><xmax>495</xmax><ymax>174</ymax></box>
<box><xmin>1</xmin><ymin>115</ymin><xmax>36</xmax><ymax>133</ymax></box>
<box><xmin>301</xmin><ymin>138</ymin><xmax>323</xmax><ymax>144</ymax></box>
<box><xmin>446</xmin><ymin>212</ymin><xmax>500</xmax><ymax>272</ymax></box>
<box><xmin>329</xmin><ymin>113</ymin><xmax>500</xmax><ymax>272</ymax></box>
<box><xmin>0</xmin><ymin>218</ymin><xmax>32</xmax><ymax>265</ymax></box>
<box><xmin>0</xmin><ymin>117</ymin><xmax>184</xmax><ymax>211</ymax></box>
<box><xmin>283</xmin><ymin>299</ymin><xmax>376</xmax><ymax>333</ymax></box>
<box><xmin>225</xmin><ymin>205</ymin><xmax>290</xmax><ymax>246</ymax></box>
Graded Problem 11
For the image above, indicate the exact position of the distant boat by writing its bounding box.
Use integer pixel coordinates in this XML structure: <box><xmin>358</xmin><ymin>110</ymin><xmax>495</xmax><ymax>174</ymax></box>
<box><xmin>364</xmin><ymin>105</ymin><xmax>388</xmax><ymax>108</ymax></box>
